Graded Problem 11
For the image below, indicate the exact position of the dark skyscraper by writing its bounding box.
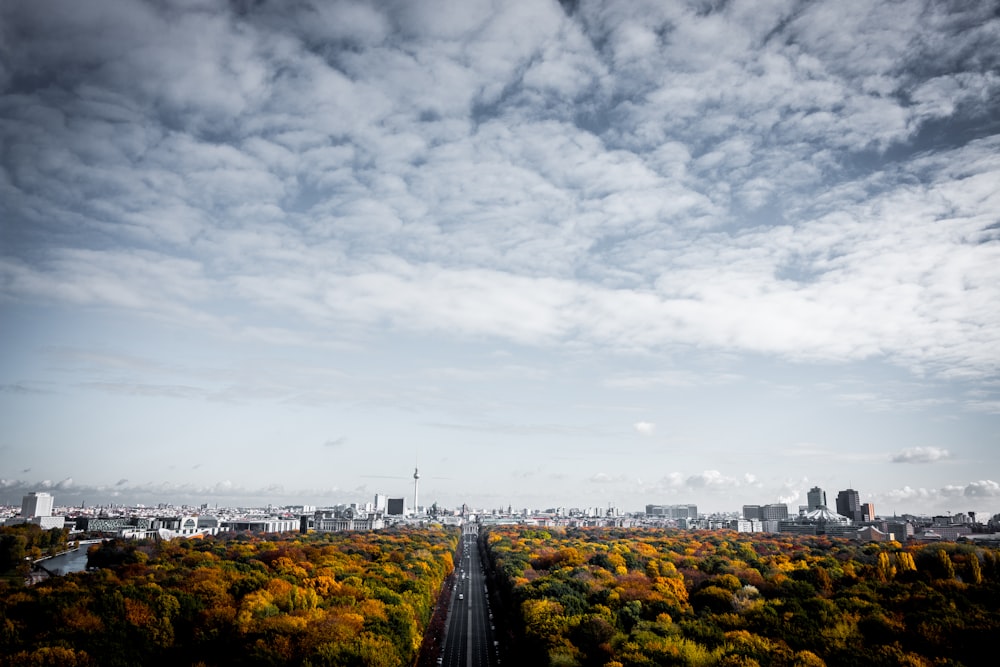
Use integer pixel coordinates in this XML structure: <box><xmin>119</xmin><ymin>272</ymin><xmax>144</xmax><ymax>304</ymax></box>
<box><xmin>836</xmin><ymin>488</ymin><xmax>862</xmax><ymax>521</ymax></box>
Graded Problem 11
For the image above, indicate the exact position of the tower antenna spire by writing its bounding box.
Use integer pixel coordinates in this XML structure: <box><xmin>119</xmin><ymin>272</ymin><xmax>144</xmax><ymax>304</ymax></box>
<box><xmin>413</xmin><ymin>455</ymin><xmax>420</xmax><ymax>516</ymax></box>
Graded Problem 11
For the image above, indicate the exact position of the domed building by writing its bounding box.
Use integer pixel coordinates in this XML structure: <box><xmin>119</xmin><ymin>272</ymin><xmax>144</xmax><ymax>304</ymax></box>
<box><xmin>779</xmin><ymin>505</ymin><xmax>854</xmax><ymax>536</ymax></box>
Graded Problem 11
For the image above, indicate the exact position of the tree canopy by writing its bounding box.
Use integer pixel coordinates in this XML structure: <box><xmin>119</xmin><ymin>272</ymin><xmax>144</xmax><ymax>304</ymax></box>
<box><xmin>481</xmin><ymin>526</ymin><xmax>1000</xmax><ymax>667</ymax></box>
<box><xmin>0</xmin><ymin>527</ymin><xmax>458</xmax><ymax>667</ymax></box>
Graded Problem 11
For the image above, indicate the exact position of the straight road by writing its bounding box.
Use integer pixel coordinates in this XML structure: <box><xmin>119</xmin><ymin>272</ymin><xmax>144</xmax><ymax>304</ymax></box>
<box><xmin>439</xmin><ymin>524</ymin><xmax>501</xmax><ymax>667</ymax></box>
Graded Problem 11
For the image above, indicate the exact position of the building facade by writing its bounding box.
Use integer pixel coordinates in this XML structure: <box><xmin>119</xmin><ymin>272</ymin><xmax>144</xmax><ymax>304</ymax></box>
<box><xmin>762</xmin><ymin>504</ymin><xmax>789</xmax><ymax>520</ymax></box>
<box><xmin>5</xmin><ymin>492</ymin><xmax>64</xmax><ymax>529</ymax></box>
<box><xmin>780</xmin><ymin>506</ymin><xmax>851</xmax><ymax>536</ymax></box>
<box><xmin>645</xmin><ymin>504</ymin><xmax>698</xmax><ymax>519</ymax></box>
<box><xmin>743</xmin><ymin>503</ymin><xmax>787</xmax><ymax>521</ymax></box>
<box><xmin>386</xmin><ymin>498</ymin><xmax>406</xmax><ymax>516</ymax></box>
<box><xmin>21</xmin><ymin>492</ymin><xmax>54</xmax><ymax>518</ymax></box>
<box><xmin>836</xmin><ymin>489</ymin><xmax>862</xmax><ymax>521</ymax></box>
<box><xmin>222</xmin><ymin>518</ymin><xmax>299</xmax><ymax>534</ymax></box>
<box><xmin>807</xmin><ymin>486</ymin><xmax>827</xmax><ymax>510</ymax></box>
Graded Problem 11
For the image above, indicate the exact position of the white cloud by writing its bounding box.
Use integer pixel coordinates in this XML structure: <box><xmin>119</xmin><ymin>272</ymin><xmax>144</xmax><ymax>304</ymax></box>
<box><xmin>588</xmin><ymin>472</ymin><xmax>629</xmax><ymax>484</ymax></box>
<box><xmin>0</xmin><ymin>477</ymin><xmax>337</xmax><ymax>505</ymax></box>
<box><xmin>776</xmin><ymin>477</ymin><xmax>811</xmax><ymax>505</ymax></box>
<box><xmin>684</xmin><ymin>470</ymin><xmax>757</xmax><ymax>490</ymax></box>
<box><xmin>1</xmin><ymin>0</ymin><xmax>998</xmax><ymax>510</ymax></box>
<box><xmin>964</xmin><ymin>480</ymin><xmax>1000</xmax><ymax>498</ymax></box>
<box><xmin>878</xmin><ymin>480</ymin><xmax>1000</xmax><ymax>507</ymax></box>
<box><xmin>2</xmin><ymin>1</ymin><xmax>998</xmax><ymax>386</ymax></box>
<box><xmin>891</xmin><ymin>446</ymin><xmax>952</xmax><ymax>464</ymax></box>
<box><xmin>633</xmin><ymin>421</ymin><xmax>655</xmax><ymax>436</ymax></box>
<box><xmin>649</xmin><ymin>473</ymin><xmax>684</xmax><ymax>492</ymax></box>
<box><xmin>685</xmin><ymin>470</ymin><xmax>723</xmax><ymax>488</ymax></box>
<box><xmin>607</xmin><ymin>370</ymin><xmax>741</xmax><ymax>389</ymax></box>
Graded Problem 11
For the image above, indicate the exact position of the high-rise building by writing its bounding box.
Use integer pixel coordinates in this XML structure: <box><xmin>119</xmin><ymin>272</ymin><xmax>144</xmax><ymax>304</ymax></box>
<box><xmin>645</xmin><ymin>504</ymin><xmax>698</xmax><ymax>519</ymax></box>
<box><xmin>7</xmin><ymin>492</ymin><xmax>63</xmax><ymax>529</ymax></box>
<box><xmin>21</xmin><ymin>492</ymin><xmax>54</xmax><ymax>518</ymax></box>
<box><xmin>836</xmin><ymin>488</ymin><xmax>862</xmax><ymax>521</ymax></box>
<box><xmin>762</xmin><ymin>504</ymin><xmax>789</xmax><ymax>520</ymax></box>
<box><xmin>744</xmin><ymin>504</ymin><xmax>787</xmax><ymax>521</ymax></box>
<box><xmin>860</xmin><ymin>503</ymin><xmax>875</xmax><ymax>521</ymax></box>
<box><xmin>386</xmin><ymin>498</ymin><xmax>405</xmax><ymax>516</ymax></box>
<box><xmin>807</xmin><ymin>486</ymin><xmax>827</xmax><ymax>510</ymax></box>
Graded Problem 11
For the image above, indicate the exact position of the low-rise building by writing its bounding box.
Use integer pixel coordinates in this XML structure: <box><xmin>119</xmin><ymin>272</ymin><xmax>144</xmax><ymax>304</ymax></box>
<box><xmin>313</xmin><ymin>508</ymin><xmax>384</xmax><ymax>532</ymax></box>
<box><xmin>853</xmin><ymin>526</ymin><xmax>892</xmax><ymax>542</ymax></box>
<box><xmin>223</xmin><ymin>517</ymin><xmax>299</xmax><ymax>534</ymax></box>
<box><xmin>779</xmin><ymin>507</ymin><xmax>851</xmax><ymax>536</ymax></box>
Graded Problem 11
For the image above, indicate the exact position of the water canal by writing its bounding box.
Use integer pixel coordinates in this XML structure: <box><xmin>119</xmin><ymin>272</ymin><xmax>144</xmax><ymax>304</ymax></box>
<box><xmin>36</xmin><ymin>546</ymin><xmax>91</xmax><ymax>575</ymax></box>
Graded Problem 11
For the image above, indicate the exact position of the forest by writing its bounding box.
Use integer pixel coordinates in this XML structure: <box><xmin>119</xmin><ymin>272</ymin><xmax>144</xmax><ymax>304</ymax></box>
<box><xmin>1</xmin><ymin>524</ymin><xmax>73</xmax><ymax>574</ymax></box>
<box><xmin>5</xmin><ymin>523</ymin><xmax>999</xmax><ymax>667</ymax></box>
<box><xmin>480</xmin><ymin>526</ymin><xmax>1000</xmax><ymax>667</ymax></box>
<box><xmin>0</xmin><ymin>526</ymin><xmax>458</xmax><ymax>667</ymax></box>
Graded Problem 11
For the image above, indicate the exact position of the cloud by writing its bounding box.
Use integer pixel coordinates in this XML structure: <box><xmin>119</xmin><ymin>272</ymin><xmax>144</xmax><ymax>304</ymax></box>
<box><xmin>776</xmin><ymin>477</ymin><xmax>811</xmax><ymax>506</ymax></box>
<box><xmin>323</xmin><ymin>437</ymin><xmax>347</xmax><ymax>448</ymax></box>
<box><xmin>964</xmin><ymin>480</ymin><xmax>1000</xmax><ymax>498</ymax></box>
<box><xmin>685</xmin><ymin>470</ymin><xmax>754</xmax><ymax>490</ymax></box>
<box><xmin>876</xmin><ymin>480</ymin><xmax>1000</xmax><ymax>511</ymax></box>
<box><xmin>0</xmin><ymin>0</ymin><xmax>998</xmax><ymax>510</ymax></box>
<box><xmin>427</xmin><ymin>421</ymin><xmax>607</xmax><ymax>436</ymax></box>
<box><xmin>649</xmin><ymin>470</ymin><xmax>759</xmax><ymax>494</ymax></box>
<box><xmin>633</xmin><ymin>421</ymin><xmax>655</xmax><ymax>436</ymax></box>
<box><xmin>965</xmin><ymin>400</ymin><xmax>1000</xmax><ymax>415</ymax></box>
<box><xmin>80</xmin><ymin>382</ymin><xmax>205</xmax><ymax>399</ymax></box>
<box><xmin>0</xmin><ymin>0</ymin><xmax>996</xmax><ymax>389</ymax></box>
<box><xmin>0</xmin><ymin>383</ymin><xmax>53</xmax><ymax>395</ymax></box>
<box><xmin>588</xmin><ymin>472</ymin><xmax>629</xmax><ymax>484</ymax></box>
<box><xmin>654</xmin><ymin>473</ymin><xmax>684</xmax><ymax>490</ymax></box>
<box><xmin>607</xmin><ymin>370</ymin><xmax>742</xmax><ymax>390</ymax></box>
<box><xmin>0</xmin><ymin>477</ymin><xmax>344</xmax><ymax>506</ymax></box>
<box><xmin>34</xmin><ymin>477</ymin><xmax>74</xmax><ymax>490</ymax></box>
<box><xmin>890</xmin><ymin>446</ymin><xmax>952</xmax><ymax>464</ymax></box>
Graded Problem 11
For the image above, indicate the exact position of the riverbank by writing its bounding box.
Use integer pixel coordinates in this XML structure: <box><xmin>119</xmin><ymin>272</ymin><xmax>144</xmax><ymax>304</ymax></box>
<box><xmin>28</xmin><ymin>545</ymin><xmax>92</xmax><ymax>584</ymax></box>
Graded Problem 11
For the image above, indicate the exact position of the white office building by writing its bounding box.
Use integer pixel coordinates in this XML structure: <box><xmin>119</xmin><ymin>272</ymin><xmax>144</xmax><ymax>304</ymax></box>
<box><xmin>5</xmin><ymin>492</ymin><xmax>65</xmax><ymax>529</ymax></box>
<box><xmin>21</xmin><ymin>492</ymin><xmax>54</xmax><ymax>518</ymax></box>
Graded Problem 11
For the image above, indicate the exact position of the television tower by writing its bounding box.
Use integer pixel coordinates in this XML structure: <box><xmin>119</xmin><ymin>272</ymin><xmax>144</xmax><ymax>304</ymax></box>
<box><xmin>413</xmin><ymin>466</ymin><xmax>420</xmax><ymax>515</ymax></box>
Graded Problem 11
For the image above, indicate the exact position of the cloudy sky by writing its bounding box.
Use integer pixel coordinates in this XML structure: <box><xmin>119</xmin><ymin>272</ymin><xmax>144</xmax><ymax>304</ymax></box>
<box><xmin>2</xmin><ymin>0</ymin><xmax>999</xmax><ymax>516</ymax></box>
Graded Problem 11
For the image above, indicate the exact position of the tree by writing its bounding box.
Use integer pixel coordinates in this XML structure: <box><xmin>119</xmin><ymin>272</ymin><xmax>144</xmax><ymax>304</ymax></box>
<box><xmin>894</xmin><ymin>551</ymin><xmax>916</xmax><ymax>576</ymax></box>
<box><xmin>876</xmin><ymin>552</ymin><xmax>895</xmax><ymax>582</ymax></box>
<box><xmin>9</xmin><ymin>646</ymin><xmax>95</xmax><ymax>666</ymax></box>
<box><xmin>966</xmin><ymin>553</ymin><xmax>982</xmax><ymax>585</ymax></box>
<box><xmin>934</xmin><ymin>549</ymin><xmax>955</xmax><ymax>580</ymax></box>
<box><xmin>0</xmin><ymin>534</ymin><xmax>27</xmax><ymax>570</ymax></box>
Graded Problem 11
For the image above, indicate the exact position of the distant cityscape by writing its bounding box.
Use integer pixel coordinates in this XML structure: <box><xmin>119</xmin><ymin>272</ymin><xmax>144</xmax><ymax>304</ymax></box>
<box><xmin>5</xmin><ymin>472</ymin><xmax>1000</xmax><ymax>547</ymax></box>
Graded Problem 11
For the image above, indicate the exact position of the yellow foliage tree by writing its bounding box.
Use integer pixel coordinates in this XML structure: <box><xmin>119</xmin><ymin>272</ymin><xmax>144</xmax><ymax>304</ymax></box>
<box><xmin>522</xmin><ymin>598</ymin><xmax>568</xmax><ymax>645</ymax></box>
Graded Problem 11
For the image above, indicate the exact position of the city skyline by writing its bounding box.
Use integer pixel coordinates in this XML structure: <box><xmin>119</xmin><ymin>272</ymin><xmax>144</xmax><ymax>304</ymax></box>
<box><xmin>0</xmin><ymin>484</ymin><xmax>989</xmax><ymax>523</ymax></box>
<box><xmin>0</xmin><ymin>466</ymin><xmax>993</xmax><ymax>520</ymax></box>
<box><xmin>2</xmin><ymin>1</ymin><xmax>999</xmax><ymax>516</ymax></box>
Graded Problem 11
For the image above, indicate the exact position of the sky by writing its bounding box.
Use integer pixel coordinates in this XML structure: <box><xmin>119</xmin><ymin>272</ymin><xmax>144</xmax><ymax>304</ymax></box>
<box><xmin>1</xmin><ymin>0</ymin><xmax>999</xmax><ymax>517</ymax></box>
